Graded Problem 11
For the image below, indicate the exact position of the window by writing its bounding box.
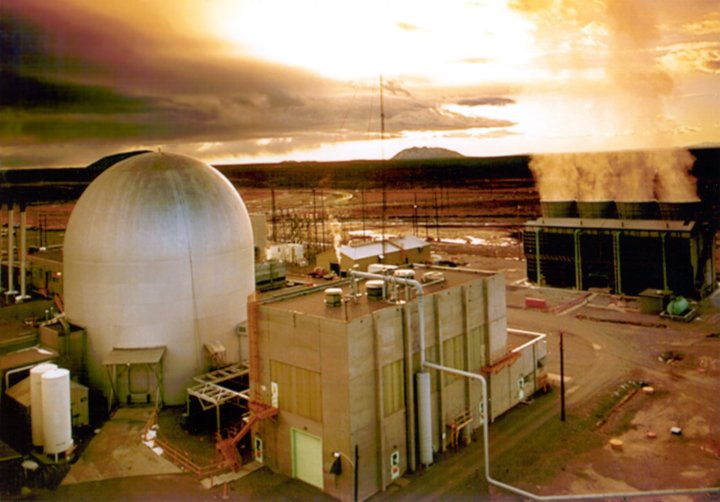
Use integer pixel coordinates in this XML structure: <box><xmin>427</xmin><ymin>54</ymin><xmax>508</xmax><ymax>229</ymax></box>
<box><xmin>382</xmin><ymin>359</ymin><xmax>405</xmax><ymax>417</ymax></box>
<box><xmin>270</xmin><ymin>360</ymin><xmax>322</xmax><ymax>421</ymax></box>
<box><xmin>443</xmin><ymin>335</ymin><xmax>465</xmax><ymax>385</ymax></box>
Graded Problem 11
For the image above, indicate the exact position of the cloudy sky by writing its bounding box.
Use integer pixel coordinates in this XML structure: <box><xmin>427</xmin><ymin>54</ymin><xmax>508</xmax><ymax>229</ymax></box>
<box><xmin>1</xmin><ymin>0</ymin><xmax>719</xmax><ymax>167</ymax></box>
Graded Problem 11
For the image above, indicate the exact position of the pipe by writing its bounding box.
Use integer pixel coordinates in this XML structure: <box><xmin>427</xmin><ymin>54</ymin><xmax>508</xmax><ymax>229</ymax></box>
<box><xmin>351</xmin><ymin>270</ymin><xmax>719</xmax><ymax>499</ymax></box>
<box><xmin>349</xmin><ymin>271</ymin><xmax>425</xmax><ymax>359</ymax></box>
<box><xmin>402</xmin><ymin>304</ymin><xmax>417</xmax><ymax>472</ymax></box>
<box><xmin>423</xmin><ymin>360</ymin><xmax>718</xmax><ymax>500</ymax></box>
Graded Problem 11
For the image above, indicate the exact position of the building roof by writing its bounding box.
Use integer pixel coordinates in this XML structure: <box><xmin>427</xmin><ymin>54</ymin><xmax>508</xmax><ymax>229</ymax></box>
<box><xmin>525</xmin><ymin>217</ymin><xmax>695</xmax><ymax>232</ymax></box>
<box><xmin>261</xmin><ymin>267</ymin><xmax>495</xmax><ymax>322</ymax></box>
<box><xmin>338</xmin><ymin>235</ymin><xmax>428</xmax><ymax>261</ymax></box>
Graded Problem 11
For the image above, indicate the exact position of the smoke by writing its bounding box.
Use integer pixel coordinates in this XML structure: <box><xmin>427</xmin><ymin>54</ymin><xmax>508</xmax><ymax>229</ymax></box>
<box><xmin>328</xmin><ymin>214</ymin><xmax>344</xmax><ymax>265</ymax></box>
<box><xmin>530</xmin><ymin>149</ymin><xmax>698</xmax><ymax>202</ymax></box>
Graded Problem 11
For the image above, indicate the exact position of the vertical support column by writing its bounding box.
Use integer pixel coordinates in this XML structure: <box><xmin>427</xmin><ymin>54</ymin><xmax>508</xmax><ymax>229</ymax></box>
<box><xmin>534</xmin><ymin>228</ymin><xmax>542</xmax><ymax>286</ymax></box>
<box><xmin>661</xmin><ymin>233</ymin><xmax>669</xmax><ymax>291</ymax></box>
<box><xmin>0</xmin><ymin>203</ymin><xmax>4</xmax><ymax>293</ymax></box>
<box><xmin>18</xmin><ymin>202</ymin><xmax>30</xmax><ymax>301</ymax></box>
<box><xmin>613</xmin><ymin>232</ymin><xmax>622</xmax><ymax>295</ymax></box>
<box><xmin>6</xmin><ymin>202</ymin><xmax>17</xmax><ymax>299</ymax></box>
<box><xmin>573</xmin><ymin>229</ymin><xmax>583</xmax><ymax>291</ymax></box>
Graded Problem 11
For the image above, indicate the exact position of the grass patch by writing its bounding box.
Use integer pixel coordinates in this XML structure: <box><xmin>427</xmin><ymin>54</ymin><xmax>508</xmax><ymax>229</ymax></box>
<box><xmin>492</xmin><ymin>413</ymin><xmax>602</xmax><ymax>486</ymax></box>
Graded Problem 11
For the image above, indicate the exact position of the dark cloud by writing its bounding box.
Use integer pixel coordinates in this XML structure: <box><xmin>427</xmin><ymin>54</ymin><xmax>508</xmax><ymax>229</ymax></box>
<box><xmin>0</xmin><ymin>70</ymin><xmax>148</xmax><ymax>113</ymax></box>
<box><xmin>457</xmin><ymin>97</ymin><xmax>516</xmax><ymax>106</ymax></box>
<box><xmin>0</xmin><ymin>0</ymin><xmax>519</xmax><ymax>166</ymax></box>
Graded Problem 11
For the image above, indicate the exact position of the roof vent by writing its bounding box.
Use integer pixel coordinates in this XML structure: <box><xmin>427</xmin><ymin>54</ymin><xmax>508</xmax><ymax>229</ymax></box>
<box><xmin>324</xmin><ymin>288</ymin><xmax>343</xmax><ymax>307</ymax></box>
<box><xmin>422</xmin><ymin>271</ymin><xmax>445</xmax><ymax>283</ymax></box>
<box><xmin>368</xmin><ymin>264</ymin><xmax>397</xmax><ymax>274</ymax></box>
<box><xmin>394</xmin><ymin>269</ymin><xmax>415</xmax><ymax>280</ymax></box>
<box><xmin>366</xmin><ymin>280</ymin><xmax>385</xmax><ymax>300</ymax></box>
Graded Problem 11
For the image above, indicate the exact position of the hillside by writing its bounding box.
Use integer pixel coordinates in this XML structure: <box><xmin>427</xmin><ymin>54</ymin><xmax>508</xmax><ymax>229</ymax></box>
<box><xmin>391</xmin><ymin>147</ymin><xmax>464</xmax><ymax>160</ymax></box>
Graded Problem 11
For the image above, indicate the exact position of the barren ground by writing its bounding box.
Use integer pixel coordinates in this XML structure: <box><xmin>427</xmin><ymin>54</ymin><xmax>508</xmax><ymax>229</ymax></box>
<box><xmin>16</xmin><ymin>187</ymin><xmax>720</xmax><ymax>501</ymax></box>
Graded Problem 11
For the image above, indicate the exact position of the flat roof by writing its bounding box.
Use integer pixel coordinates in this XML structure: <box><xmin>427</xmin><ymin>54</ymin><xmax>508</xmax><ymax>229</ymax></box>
<box><xmin>261</xmin><ymin>267</ymin><xmax>497</xmax><ymax>322</ymax></box>
<box><xmin>525</xmin><ymin>217</ymin><xmax>695</xmax><ymax>232</ymax></box>
<box><xmin>0</xmin><ymin>320</ymin><xmax>35</xmax><ymax>344</ymax></box>
<box><xmin>0</xmin><ymin>346</ymin><xmax>57</xmax><ymax>372</ymax></box>
<box><xmin>338</xmin><ymin>236</ymin><xmax>428</xmax><ymax>261</ymax></box>
<box><xmin>102</xmin><ymin>347</ymin><xmax>166</xmax><ymax>366</ymax></box>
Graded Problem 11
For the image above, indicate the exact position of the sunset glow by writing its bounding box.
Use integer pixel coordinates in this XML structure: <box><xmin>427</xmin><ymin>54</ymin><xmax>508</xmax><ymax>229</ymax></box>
<box><xmin>1</xmin><ymin>0</ymin><xmax>718</xmax><ymax>167</ymax></box>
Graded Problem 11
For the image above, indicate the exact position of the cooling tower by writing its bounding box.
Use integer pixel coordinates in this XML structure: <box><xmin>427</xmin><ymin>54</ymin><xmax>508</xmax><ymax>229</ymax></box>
<box><xmin>658</xmin><ymin>201</ymin><xmax>700</xmax><ymax>221</ymax></box>
<box><xmin>615</xmin><ymin>201</ymin><xmax>659</xmax><ymax>220</ymax></box>
<box><xmin>577</xmin><ymin>200</ymin><xmax>617</xmax><ymax>219</ymax></box>
<box><xmin>63</xmin><ymin>152</ymin><xmax>255</xmax><ymax>405</ymax></box>
<box><xmin>540</xmin><ymin>200</ymin><xmax>578</xmax><ymax>218</ymax></box>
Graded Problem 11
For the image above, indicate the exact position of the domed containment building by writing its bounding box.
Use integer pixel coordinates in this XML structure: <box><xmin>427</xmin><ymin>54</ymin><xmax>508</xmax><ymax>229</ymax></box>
<box><xmin>63</xmin><ymin>152</ymin><xmax>255</xmax><ymax>405</ymax></box>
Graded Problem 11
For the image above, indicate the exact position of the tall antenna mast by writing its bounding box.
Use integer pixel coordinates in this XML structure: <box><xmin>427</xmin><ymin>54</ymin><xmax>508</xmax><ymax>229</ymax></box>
<box><xmin>380</xmin><ymin>74</ymin><xmax>386</xmax><ymax>261</ymax></box>
<box><xmin>380</xmin><ymin>74</ymin><xmax>385</xmax><ymax>160</ymax></box>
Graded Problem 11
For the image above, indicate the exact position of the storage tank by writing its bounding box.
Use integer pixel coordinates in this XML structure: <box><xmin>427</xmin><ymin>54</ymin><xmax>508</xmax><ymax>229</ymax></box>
<box><xmin>30</xmin><ymin>362</ymin><xmax>57</xmax><ymax>449</ymax></box>
<box><xmin>41</xmin><ymin>368</ymin><xmax>73</xmax><ymax>456</ymax></box>
<box><xmin>63</xmin><ymin>152</ymin><xmax>255</xmax><ymax>405</ymax></box>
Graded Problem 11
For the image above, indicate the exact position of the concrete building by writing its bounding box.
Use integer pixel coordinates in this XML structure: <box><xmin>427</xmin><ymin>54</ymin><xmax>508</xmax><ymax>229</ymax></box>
<box><xmin>63</xmin><ymin>152</ymin><xmax>256</xmax><ymax>406</ymax></box>
<box><xmin>315</xmin><ymin>235</ymin><xmax>430</xmax><ymax>274</ymax></box>
<box><xmin>251</xmin><ymin>267</ymin><xmax>546</xmax><ymax>501</ymax></box>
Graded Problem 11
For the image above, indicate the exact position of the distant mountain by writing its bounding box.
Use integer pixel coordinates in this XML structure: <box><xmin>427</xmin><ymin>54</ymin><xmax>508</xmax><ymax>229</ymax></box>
<box><xmin>392</xmin><ymin>147</ymin><xmax>464</xmax><ymax>160</ymax></box>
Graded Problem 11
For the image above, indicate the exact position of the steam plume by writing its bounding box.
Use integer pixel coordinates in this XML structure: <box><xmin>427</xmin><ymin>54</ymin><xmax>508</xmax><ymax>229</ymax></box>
<box><xmin>530</xmin><ymin>149</ymin><xmax>698</xmax><ymax>202</ymax></box>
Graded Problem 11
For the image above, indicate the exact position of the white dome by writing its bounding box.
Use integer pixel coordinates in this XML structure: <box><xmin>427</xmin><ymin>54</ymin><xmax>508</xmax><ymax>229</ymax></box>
<box><xmin>64</xmin><ymin>152</ymin><xmax>255</xmax><ymax>405</ymax></box>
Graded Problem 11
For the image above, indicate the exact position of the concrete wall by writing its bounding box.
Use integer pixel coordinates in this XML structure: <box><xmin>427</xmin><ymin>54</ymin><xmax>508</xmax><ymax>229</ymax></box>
<box><xmin>255</xmin><ymin>272</ymin><xmax>546</xmax><ymax>501</ymax></box>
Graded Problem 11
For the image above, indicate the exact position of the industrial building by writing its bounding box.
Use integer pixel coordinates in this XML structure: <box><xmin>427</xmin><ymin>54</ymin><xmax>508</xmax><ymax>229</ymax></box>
<box><xmin>315</xmin><ymin>235</ymin><xmax>431</xmax><ymax>274</ymax></box>
<box><xmin>0</xmin><ymin>151</ymin><xmax>548</xmax><ymax>500</ymax></box>
<box><xmin>524</xmin><ymin>201</ymin><xmax>716</xmax><ymax>299</ymax></box>
<box><xmin>251</xmin><ymin>267</ymin><xmax>547</xmax><ymax>500</ymax></box>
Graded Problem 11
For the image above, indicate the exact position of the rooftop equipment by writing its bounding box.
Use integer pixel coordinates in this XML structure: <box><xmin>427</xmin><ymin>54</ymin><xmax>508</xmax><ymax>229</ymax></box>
<box><xmin>324</xmin><ymin>288</ymin><xmax>343</xmax><ymax>307</ymax></box>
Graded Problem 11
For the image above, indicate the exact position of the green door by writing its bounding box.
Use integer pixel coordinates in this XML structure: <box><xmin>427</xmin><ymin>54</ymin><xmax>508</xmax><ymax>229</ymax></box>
<box><xmin>291</xmin><ymin>429</ymin><xmax>323</xmax><ymax>489</ymax></box>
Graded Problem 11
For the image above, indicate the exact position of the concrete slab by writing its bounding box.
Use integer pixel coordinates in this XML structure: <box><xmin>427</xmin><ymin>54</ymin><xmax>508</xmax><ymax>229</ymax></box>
<box><xmin>61</xmin><ymin>407</ymin><xmax>181</xmax><ymax>485</ymax></box>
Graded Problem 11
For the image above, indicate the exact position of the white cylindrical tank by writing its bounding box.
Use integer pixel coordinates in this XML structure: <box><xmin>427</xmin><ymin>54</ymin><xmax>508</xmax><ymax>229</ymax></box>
<box><xmin>416</xmin><ymin>371</ymin><xmax>433</xmax><ymax>466</ymax></box>
<box><xmin>30</xmin><ymin>362</ymin><xmax>58</xmax><ymax>448</ymax></box>
<box><xmin>41</xmin><ymin>368</ymin><xmax>73</xmax><ymax>455</ymax></box>
<box><xmin>63</xmin><ymin>152</ymin><xmax>255</xmax><ymax>404</ymax></box>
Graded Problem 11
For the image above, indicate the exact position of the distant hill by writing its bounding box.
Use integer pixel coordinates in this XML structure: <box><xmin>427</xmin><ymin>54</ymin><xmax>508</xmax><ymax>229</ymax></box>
<box><xmin>392</xmin><ymin>147</ymin><xmax>464</xmax><ymax>160</ymax></box>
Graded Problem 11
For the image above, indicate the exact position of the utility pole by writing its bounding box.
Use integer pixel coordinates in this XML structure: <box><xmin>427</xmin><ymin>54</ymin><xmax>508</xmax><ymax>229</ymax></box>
<box><xmin>434</xmin><ymin>191</ymin><xmax>440</xmax><ymax>242</ymax></box>
<box><xmin>271</xmin><ymin>188</ymin><xmax>277</xmax><ymax>242</ymax></box>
